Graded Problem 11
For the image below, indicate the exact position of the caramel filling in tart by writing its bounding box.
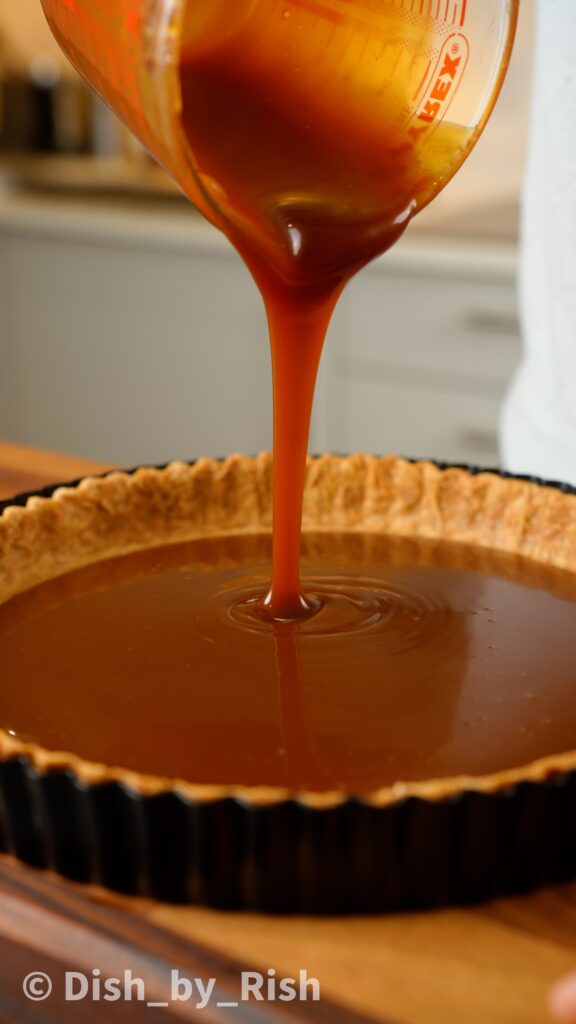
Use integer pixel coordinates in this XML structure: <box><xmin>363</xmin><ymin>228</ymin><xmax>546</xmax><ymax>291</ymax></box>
<box><xmin>2</xmin><ymin>529</ymin><xmax>575</xmax><ymax>794</ymax></box>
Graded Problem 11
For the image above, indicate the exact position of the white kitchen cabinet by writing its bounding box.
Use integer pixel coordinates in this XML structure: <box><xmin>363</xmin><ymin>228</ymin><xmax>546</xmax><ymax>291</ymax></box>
<box><xmin>348</xmin><ymin>268</ymin><xmax>520</xmax><ymax>384</ymax></box>
<box><xmin>0</xmin><ymin>197</ymin><xmax>273</xmax><ymax>465</ymax></box>
<box><xmin>0</xmin><ymin>194</ymin><xmax>521</xmax><ymax>469</ymax></box>
<box><xmin>314</xmin><ymin>241</ymin><xmax>521</xmax><ymax>467</ymax></box>
<box><xmin>335</xmin><ymin>379</ymin><xmax>502</xmax><ymax>467</ymax></box>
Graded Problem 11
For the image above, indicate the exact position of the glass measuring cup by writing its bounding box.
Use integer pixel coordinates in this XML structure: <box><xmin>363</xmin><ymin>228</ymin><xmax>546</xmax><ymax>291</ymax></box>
<box><xmin>40</xmin><ymin>0</ymin><xmax>519</xmax><ymax>247</ymax></box>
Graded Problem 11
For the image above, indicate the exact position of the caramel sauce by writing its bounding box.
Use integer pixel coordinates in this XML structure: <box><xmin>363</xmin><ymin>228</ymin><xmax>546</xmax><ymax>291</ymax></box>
<box><xmin>2</xmin><ymin>535</ymin><xmax>576</xmax><ymax>793</ymax></box>
<box><xmin>178</xmin><ymin>3</ymin><xmax>474</xmax><ymax>615</ymax></box>
<box><xmin>2</xmin><ymin>5</ymin><xmax>535</xmax><ymax>794</ymax></box>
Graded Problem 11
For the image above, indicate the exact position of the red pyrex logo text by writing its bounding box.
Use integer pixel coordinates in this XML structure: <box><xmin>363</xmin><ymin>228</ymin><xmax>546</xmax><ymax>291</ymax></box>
<box><xmin>408</xmin><ymin>33</ymin><xmax>470</xmax><ymax>141</ymax></box>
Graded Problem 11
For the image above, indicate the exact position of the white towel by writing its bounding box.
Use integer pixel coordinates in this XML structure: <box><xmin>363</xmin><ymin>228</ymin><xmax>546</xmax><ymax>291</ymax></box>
<box><xmin>501</xmin><ymin>0</ymin><xmax>576</xmax><ymax>485</ymax></box>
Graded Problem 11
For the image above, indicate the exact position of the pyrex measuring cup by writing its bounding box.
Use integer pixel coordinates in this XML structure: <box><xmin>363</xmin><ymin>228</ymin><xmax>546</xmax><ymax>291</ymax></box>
<box><xmin>40</xmin><ymin>0</ymin><xmax>519</xmax><ymax>236</ymax></box>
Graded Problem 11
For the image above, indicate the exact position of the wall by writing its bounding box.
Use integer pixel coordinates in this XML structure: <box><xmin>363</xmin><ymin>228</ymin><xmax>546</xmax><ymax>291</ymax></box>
<box><xmin>0</xmin><ymin>0</ymin><xmax>75</xmax><ymax>74</ymax></box>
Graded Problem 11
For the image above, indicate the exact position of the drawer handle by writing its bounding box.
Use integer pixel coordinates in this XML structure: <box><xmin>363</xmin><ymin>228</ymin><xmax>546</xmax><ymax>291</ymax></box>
<box><xmin>461</xmin><ymin>309</ymin><xmax>520</xmax><ymax>336</ymax></box>
<box><xmin>457</xmin><ymin>426</ymin><xmax>499</xmax><ymax>453</ymax></box>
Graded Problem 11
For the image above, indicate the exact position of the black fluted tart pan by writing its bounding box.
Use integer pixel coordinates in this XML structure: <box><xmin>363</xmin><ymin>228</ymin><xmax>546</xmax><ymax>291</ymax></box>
<box><xmin>1</xmin><ymin>454</ymin><xmax>576</xmax><ymax>912</ymax></box>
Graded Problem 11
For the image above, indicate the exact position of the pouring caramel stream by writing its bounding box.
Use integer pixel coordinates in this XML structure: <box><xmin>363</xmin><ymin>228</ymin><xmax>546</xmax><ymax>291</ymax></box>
<box><xmin>178</xmin><ymin>1</ymin><xmax>474</xmax><ymax>617</ymax></box>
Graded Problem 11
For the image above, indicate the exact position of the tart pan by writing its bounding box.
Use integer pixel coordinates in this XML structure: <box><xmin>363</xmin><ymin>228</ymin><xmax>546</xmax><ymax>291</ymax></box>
<box><xmin>1</xmin><ymin>454</ymin><xmax>576</xmax><ymax>913</ymax></box>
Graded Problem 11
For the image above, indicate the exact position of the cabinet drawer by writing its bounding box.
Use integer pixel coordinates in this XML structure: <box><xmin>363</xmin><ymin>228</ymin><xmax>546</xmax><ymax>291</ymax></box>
<box><xmin>348</xmin><ymin>271</ymin><xmax>521</xmax><ymax>386</ymax></box>
<box><xmin>341</xmin><ymin>379</ymin><xmax>502</xmax><ymax>467</ymax></box>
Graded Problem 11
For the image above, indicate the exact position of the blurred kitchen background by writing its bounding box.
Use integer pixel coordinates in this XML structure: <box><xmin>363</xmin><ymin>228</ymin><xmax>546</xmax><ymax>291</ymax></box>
<box><xmin>0</xmin><ymin>0</ymin><xmax>533</xmax><ymax>468</ymax></box>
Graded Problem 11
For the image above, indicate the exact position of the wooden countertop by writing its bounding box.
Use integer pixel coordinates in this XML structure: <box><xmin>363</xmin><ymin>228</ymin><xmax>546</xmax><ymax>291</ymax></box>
<box><xmin>0</xmin><ymin>441</ymin><xmax>572</xmax><ymax>1024</ymax></box>
<box><xmin>0</xmin><ymin>440</ymin><xmax>111</xmax><ymax>501</ymax></box>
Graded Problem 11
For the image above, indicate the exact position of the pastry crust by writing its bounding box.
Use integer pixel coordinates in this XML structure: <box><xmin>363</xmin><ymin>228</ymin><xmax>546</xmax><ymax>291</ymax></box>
<box><xmin>1</xmin><ymin>453</ymin><xmax>576</xmax><ymax>809</ymax></box>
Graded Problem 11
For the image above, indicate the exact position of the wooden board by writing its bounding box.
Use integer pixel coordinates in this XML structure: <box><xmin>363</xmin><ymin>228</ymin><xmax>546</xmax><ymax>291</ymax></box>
<box><xmin>0</xmin><ymin>857</ymin><xmax>379</xmax><ymax>1023</ymax></box>
<box><xmin>0</xmin><ymin>441</ymin><xmax>574</xmax><ymax>1024</ymax></box>
<box><xmin>0</xmin><ymin>441</ymin><xmax>110</xmax><ymax>501</ymax></box>
<box><xmin>1</xmin><ymin>855</ymin><xmax>576</xmax><ymax>1024</ymax></box>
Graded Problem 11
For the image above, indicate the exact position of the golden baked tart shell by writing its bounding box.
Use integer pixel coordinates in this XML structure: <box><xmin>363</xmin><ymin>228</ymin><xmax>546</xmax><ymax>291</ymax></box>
<box><xmin>1</xmin><ymin>455</ymin><xmax>576</xmax><ymax>910</ymax></box>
